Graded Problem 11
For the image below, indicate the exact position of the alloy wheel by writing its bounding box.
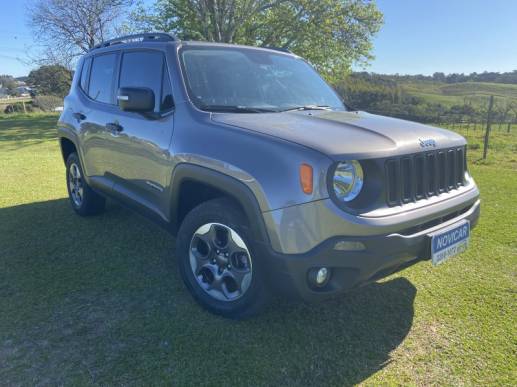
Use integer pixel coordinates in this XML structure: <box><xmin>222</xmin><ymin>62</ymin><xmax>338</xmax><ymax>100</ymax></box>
<box><xmin>68</xmin><ymin>162</ymin><xmax>84</xmax><ymax>207</ymax></box>
<box><xmin>189</xmin><ymin>223</ymin><xmax>253</xmax><ymax>302</ymax></box>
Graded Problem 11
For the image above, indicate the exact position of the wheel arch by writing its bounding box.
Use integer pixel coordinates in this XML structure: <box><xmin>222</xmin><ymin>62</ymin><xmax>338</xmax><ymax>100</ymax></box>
<box><xmin>169</xmin><ymin>163</ymin><xmax>270</xmax><ymax>246</ymax></box>
<box><xmin>59</xmin><ymin>136</ymin><xmax>78</xmax><ymax>164</ymax></box>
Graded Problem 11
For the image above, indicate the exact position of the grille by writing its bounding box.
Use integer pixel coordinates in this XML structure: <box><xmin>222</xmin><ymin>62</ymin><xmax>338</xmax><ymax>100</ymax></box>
<box><xmin>385</xmin><ymin>146</ymin><xmax>467</xmax><ymax>206</ymax></box>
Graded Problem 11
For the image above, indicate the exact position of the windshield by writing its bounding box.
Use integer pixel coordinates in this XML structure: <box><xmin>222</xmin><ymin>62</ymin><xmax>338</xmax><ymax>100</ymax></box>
<box><xmin>179</xmin><ymin>46</ymin><xmax>345</xmax><ymax>112</ymax></box>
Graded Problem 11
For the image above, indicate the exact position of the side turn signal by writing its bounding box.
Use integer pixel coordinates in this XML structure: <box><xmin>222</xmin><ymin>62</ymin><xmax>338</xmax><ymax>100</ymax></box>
<box><xmin>300</xmin><ymin>163</ymin><xmax>313</xmax><ymax>194</ymax></box>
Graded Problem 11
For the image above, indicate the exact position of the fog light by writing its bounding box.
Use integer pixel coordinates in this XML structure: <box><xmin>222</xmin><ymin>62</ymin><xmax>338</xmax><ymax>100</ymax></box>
<box><xmin>316</xmin><ymin>267</ymin><xmax>329</xmax><ymax>284</ymax></box>
<box><xmin>308</xmin><ymin>267</ymin><xmax>331</xmax><ymax>288</ymax></box>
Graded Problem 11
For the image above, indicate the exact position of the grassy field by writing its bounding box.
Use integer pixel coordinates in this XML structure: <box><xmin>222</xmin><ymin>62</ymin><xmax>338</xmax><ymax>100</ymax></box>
<box><xmin>401</xmin><ymin>80</ymin><xmax>517</xmax><ymax>107</ymax></box>
<box><xmin>0</xmin><ymin>113</ymin><xmax>516</xmax><ymax>385</ymax></box>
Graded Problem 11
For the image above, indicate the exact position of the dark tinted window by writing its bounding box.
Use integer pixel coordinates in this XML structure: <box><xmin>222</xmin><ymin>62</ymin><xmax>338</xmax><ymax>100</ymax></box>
<box><xmin>89</xmin><ymin>53</ymin><xmax>117</xmax><ymax>104</ymax></box>
<box><xmin>119</xmin><ymin>51</ymin><xmax>164</xmax><ymax>112</ymax></box>
<box><xmin>161</xmin><ymin>64</ymin><xmax>174</xmax><ymax>111</ymax></box>
<box><xmin>80</xmin><ymin>57</ymin><xmax>92</xmax><ymax>92</ymax></box>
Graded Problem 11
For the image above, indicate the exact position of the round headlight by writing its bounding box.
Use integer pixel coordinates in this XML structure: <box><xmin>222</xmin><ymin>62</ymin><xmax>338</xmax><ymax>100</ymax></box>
<box><xmin>333</xmin><ymin>160</ymin><xmax>364</xmax><ymax>202</ymax></box>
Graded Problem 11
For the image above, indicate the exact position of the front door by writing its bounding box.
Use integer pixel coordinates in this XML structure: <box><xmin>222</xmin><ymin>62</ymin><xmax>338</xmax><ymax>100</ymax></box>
<box><xmin>105</xmin><ymin>49</ymin><xmax>175</xmax><ymax>221</ymax></box>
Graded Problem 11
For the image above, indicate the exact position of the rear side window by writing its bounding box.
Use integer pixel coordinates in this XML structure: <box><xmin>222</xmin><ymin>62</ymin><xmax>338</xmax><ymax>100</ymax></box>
<box><xmin>80</xmin><ymin>57</ymin><xmax>92</xmax><ymax>92</ymax></box>
<box><xmin>119</xmin><ymin>51</ymin><xmax>173</xmax><ymax>112</ymax></box>
<box><xmin>88</xmin><ymin>53</ymin><xmax>117</xmax><ymax>104</ymax></box>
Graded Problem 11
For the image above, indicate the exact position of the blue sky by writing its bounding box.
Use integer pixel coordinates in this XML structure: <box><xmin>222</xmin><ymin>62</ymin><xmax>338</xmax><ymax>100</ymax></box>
<box><xmin>365</xmin><ymin>0</ymin><xmax>517</xmax><ymax>75</ymax></box>
<box><xmin>1</xmin><ymin>0</ymin><xmax>516</xmax><ymax>77</ymax></box>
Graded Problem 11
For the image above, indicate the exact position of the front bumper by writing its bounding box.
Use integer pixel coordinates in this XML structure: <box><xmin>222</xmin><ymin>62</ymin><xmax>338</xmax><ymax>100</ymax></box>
<box><xmin>262</xmin><ymin>199</ymin><xmax>480</xmax><ymax>302</ymax></box>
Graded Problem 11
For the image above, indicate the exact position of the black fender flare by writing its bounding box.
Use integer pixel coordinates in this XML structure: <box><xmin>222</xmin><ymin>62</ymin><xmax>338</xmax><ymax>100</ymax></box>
<box><xmin>169</xmin><ymin>163</ymin><xmax>271</xmax><ymax>246</ymax></box>
<box><xmin>58</xmin><ymin>135</ymin><xmax>78</xmax><ymax>162</ymax></box>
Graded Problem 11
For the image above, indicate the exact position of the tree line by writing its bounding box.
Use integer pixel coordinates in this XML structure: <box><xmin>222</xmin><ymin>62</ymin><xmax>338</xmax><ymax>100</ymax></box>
<box><xmin>365</xmin><ymin>70</ymin><xmax>517</xmax><ymax>85</ymax></box>
<box><xmin>27</xmin><ymin>0</ymin><xmax>383</xmax><ymax>82</ymax></box>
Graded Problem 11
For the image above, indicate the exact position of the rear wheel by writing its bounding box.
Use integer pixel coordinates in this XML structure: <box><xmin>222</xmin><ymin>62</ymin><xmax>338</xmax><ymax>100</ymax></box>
<box><xmin>176</xmin><ymin>198</ymin><xmax>270</xmax><ymax>319</ymax></box>
<box><xmin>66</xmin><ymin>153</ymin><xmax>105</xmax><ymax>216</ymax></box>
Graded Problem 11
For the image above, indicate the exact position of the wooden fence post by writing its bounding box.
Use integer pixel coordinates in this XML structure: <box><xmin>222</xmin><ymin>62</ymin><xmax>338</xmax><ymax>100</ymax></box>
<box><xmin>483</xmin><ymin>96</ymin><xmax>494</xmax><ymax>160</ymax></box>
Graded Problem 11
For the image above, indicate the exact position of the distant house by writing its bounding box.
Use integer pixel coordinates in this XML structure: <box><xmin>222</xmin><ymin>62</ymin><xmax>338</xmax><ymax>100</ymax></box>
<box><xmin>0</xmin><ymin>88</ymin><xmax>8</xmax><ymax>98</ymax></box>
<box><xmin>15</xmin><ymin>86</ymin><xmax>32</xmax><ymax>97</ymax></box>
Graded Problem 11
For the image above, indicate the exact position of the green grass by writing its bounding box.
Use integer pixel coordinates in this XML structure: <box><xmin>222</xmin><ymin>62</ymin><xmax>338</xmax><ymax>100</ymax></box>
<box><xmin>0</xmin><ymin>113</ymin><xmax>516</xmax><ymax>385</ymax></box>
<box><xmin>401</xmin><ymin>80</ymin><xmax>517</xmax><ymax>107</ymax></box>
<box><xmin>440</xmin><ymin>82</ymin><xmax>517</xmax><ymax>99</ymax></box>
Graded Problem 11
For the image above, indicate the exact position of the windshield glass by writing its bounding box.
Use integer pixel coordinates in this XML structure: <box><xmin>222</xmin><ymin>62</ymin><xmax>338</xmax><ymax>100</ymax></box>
<box><xmin>180</xmin><ymin>46</ymin><xmax>345</xmax><ymax>112</ymax></box>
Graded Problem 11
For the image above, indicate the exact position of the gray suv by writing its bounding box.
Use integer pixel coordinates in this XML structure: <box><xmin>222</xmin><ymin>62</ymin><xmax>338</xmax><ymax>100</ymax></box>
<box><xmin>58</xmin><ymin>33</ymin><xmax>480</xmax><ymax>318</ymax></box>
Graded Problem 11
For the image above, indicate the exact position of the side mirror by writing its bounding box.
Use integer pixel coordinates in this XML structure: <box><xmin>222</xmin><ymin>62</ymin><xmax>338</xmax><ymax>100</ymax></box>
<box><xmin>117</xmin><ymin>87</ymin><xmax>155</xmax><ymax>113</ymax></box>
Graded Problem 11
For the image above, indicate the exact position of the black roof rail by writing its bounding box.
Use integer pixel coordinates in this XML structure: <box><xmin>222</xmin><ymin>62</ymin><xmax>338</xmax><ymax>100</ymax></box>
<box><xmin>263</xmin><ymin>46</ymin><xmax>293</xmax><ymax>54</ymax></box>
<box><xmin>90</xmin><ymin>32</ymin><xmax>178</xmax><ymax>51</ymax></box>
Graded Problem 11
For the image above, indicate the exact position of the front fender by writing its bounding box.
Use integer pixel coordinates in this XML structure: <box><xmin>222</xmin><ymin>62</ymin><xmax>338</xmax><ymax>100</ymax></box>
<box><xmin>169</xmin><ymin>105</ymin><xmax>334</xmax><ymax>212</ymax></box>
<box><xmin>168</xmin><ymin>163</ymin><xmax>270</xmax><ymax>245</ymax></box>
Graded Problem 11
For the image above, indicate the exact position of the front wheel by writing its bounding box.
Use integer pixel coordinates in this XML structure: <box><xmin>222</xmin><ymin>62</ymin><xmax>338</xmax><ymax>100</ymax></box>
<box><xmin>176</xmin><ymin>198</ymin><xmax>270</xmax><ymax>319</ymax></box>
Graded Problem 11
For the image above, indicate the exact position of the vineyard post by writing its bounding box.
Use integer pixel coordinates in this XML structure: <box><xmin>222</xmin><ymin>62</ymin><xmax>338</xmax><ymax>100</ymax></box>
<box><xmin>483</xmin><ymin>95</ymin><xmax>494</xmax><ymax>160</ymax></box>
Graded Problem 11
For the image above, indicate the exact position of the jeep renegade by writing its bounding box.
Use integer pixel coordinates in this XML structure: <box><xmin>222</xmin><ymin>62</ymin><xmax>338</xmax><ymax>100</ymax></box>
<box><xmin>58</xmin><ymin>33</ymin><xmax>480</xmax><ymax>318</ymax></box>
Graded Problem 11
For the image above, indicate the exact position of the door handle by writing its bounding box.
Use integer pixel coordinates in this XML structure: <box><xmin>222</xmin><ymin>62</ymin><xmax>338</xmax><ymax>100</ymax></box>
<box><xmin>73</xmin><ymin>112</ymin><xmax>86</xmax><ymax>121</ymax></box>
<box><xmin>106</xmin><ymin>122</ymin><xmax>124</xmax><ymax>133</ymax></box>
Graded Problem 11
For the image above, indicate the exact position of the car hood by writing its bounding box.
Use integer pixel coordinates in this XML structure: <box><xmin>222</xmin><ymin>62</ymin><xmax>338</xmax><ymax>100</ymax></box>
<box><xmin>211</xmin><ymin>110</ymin><xmax>466</xmax><ymax>160</ymax></box>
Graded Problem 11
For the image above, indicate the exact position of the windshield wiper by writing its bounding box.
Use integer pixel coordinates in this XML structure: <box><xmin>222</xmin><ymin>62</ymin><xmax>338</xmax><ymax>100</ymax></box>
<box><xmin>280</xmin><ymin>105</ymin><xmax>333</xmax><ymax>112</ymax></box>
<box><xmin>199</xmin><ymin>104</ymin><xmax>277</xmax><ymax>113</ymax></box>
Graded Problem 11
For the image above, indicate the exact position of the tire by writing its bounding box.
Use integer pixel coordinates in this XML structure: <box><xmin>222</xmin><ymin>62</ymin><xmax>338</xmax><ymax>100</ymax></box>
<box><xmin>66</xmin><ymin>152</ymin><xmax>106</xmax><ymax>216</ymax></box>
<box><xmin>176</xmin><ymin>198</ymin><xmax>270</xmax><ymax>319</ymax></box>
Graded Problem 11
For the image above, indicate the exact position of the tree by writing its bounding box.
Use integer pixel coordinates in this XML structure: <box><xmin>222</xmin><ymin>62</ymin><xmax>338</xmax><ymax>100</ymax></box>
<box><xmin>432</xmin><ymin>72</ymin><xmax>446</xmax><ymax>82</ymax></box>
<box><xmin>129</xmin><ymin>0</ymin><xmax>383</xmax><ymax>80</ymax></box>
<box><xmin>27</xmin><ymin>0</ymin><xmax>134</xmax><ymax>67</ymax></box>
<box><xmin>0</xmin><ymin>75</ymin><xmax>18</xmax><ymax>94</ymax></box>
<box><xmin>27</xmin><ymin>65</ymin><xmax>72</xmax><ymax>97</ymax></box>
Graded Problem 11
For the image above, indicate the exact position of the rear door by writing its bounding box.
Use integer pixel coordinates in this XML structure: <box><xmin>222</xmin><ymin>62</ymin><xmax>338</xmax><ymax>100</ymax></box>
<box><xmin>78</xmin><ymin>51</ymin><xmax>121</xmax><ymax>192</ymax></box>
<box><xmin>107</xmin><ymin>49</ymin><xmax>175</xmax><ymax>221</ymax></box>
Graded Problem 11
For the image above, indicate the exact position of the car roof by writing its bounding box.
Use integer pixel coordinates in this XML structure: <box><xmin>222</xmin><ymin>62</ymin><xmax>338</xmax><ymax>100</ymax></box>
<box><xmin>86</xmin><ymin>33</ymin><xmax>296</xmax><ymax>58</ymax></box>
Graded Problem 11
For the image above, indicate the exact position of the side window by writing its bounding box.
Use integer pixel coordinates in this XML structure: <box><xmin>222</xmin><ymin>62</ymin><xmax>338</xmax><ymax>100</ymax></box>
<box><xmin>161</xmin><ymin>62</ymin><xmax>174</xmax><ymax>111</ymax></box>
<box><xmin>119</xmin><ymin>51</ymin><xmax>164</xmax><ymax>112</ymax></box>
<box><xmin>88</xmin><ymin>53</ymin><xmax>117</xmax><ymax>104</ymax></box>
<box><xmin>80</xmin><ymin>57</ymin><xmax>92</xmax><ymax>92</ymax></box>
